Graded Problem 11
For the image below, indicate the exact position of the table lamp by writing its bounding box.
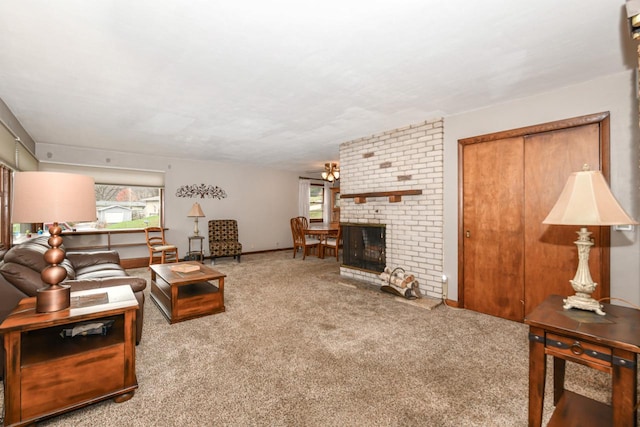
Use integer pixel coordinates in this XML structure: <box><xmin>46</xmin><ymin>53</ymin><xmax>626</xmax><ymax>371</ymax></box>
<box><xmin>542</xmin><ymin>165</ymin><xmax>638</xmax><ymax>315</ymax></box>
<box><xmin>187</xmin><ymin>202</ymin><xmax>205</xmax><ymax>236</ymax></box>
<box><xmin>12</xmin><ymin>171</ymin><xmax>96</xmax><ymax>312</ymax></box>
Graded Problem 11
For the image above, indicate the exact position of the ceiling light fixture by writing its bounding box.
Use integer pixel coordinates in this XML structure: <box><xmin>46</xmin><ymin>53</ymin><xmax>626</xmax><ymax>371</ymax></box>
<box><xmin>321</xmin><ymin>162</ymin><xmax>340</xmax><ymax>182</ymax></box>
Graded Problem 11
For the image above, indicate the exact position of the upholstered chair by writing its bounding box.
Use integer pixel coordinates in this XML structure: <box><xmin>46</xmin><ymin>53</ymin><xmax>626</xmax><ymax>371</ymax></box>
<box><xmin>208</xmin><ymin>220</ymin><xmax>242</xmax><ymax>262</ymax></box>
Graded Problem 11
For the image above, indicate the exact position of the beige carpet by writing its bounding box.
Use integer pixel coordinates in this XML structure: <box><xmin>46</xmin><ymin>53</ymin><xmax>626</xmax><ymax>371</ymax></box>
<box><xmin>3</xmin><ymin>251</ymin><xmax>627</xmax><ymax>426</ymax></box>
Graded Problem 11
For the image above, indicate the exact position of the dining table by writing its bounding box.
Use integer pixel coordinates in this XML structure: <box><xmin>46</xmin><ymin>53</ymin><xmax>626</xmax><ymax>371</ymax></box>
<box><xmin>304</xmin><ymin>222</ymin><xmax>339</xmax><ymax>258</ymax></box>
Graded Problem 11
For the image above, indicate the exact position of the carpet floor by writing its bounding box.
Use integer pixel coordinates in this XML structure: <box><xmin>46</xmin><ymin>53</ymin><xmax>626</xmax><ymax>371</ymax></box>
<box><xmin>2</xmin><ymin>251</ymin><xmax>629</xmax><ymax>426</ymax></box>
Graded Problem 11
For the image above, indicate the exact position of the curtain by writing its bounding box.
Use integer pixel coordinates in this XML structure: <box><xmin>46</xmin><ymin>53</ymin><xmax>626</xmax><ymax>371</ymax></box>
<box><xmin>0</xmin><ymin>165</ymin><xmax>12</xmax><ymax>248</ymax></box>
<box><xmin>323</xmin><ymin>182</ymin><xmax>331</xmax><ymax>223</ymax></box>
<box><xmin>298</xmin><ymin>179</ymin><xmax>310</xmax><ymax>220</ymax></box>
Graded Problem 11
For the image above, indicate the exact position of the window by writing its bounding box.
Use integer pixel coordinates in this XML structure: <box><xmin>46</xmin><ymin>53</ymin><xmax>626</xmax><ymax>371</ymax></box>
<box><xmin>309</xmin><ymin>184</ymin><xmax>324</xmax><ymax>222</ymax></box>
<box><xmin>83</xmin><ymin>184</ymin><xmax>163</xmax><ymax>230</ymax></box>
<box><xmin>13</xmin><ymin>184</ymin><xmax>163</xmax><ymax>242</ymax></box>
<box><xmin>33</xmin><ymin>163</ymin><xmax>166</xmax><ymax>233</ymax></box>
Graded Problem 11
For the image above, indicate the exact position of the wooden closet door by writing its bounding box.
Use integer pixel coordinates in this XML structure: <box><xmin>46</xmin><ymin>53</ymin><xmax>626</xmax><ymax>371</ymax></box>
<box><xmin>523</xmin><ymin>124</ymin><xmax>602</xmax><ymax>316</ymax></box>
<box><xmin>459</xmin><ymin>112</ymin><xmax>609</xmax><ymax>322</ymax></box>
<box><xmin>462</xmin><ymin>137</ymin><xmax>525</xmax><ymax>321</ymax></box>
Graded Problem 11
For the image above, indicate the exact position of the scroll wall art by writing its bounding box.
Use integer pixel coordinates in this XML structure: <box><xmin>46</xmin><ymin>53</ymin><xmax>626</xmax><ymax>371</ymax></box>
<box><xmin>175</xmin><ymin>184</ymin><xmax>227</xmax><ymax>199</ymax></box>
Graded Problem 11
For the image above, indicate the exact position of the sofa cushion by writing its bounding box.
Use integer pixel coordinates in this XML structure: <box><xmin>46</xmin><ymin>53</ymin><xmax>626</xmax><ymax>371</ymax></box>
<box><xmin>66</xmin><ymin>251</ymin><xmax>120</xmax><ymax>269</ymax></box>
<box><xmin>75</xmin><ymin>263</ymin><xmax>130</xmax><ymax>279</ymax></box>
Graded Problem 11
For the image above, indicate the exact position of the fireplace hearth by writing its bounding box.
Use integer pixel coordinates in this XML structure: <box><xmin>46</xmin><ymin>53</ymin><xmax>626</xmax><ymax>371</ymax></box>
<box><xmin>342</xmin><ymin>224</ymin><xmax>386</xmax><ymax>272</ymax></box>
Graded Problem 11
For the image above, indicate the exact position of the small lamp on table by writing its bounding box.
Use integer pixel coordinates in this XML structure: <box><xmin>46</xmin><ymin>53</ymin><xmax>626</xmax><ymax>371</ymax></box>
<box><xmin>187</xmin><ymin>202</ymin><xmax>205</xmax><ymax>236</ymax></box>
<box><xmin>12</xmin><ymin>172</ymin><xmax>96</xmax><ymax>313</ymax></box>
<box><xmin>542</xmin><ymin>165</ymin><xmax>637</xmax><ymax>315</ymax></box>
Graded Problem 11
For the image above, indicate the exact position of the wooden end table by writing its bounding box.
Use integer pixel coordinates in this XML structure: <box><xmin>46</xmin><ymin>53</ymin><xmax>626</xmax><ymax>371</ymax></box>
<box><xmin>187</xmin><ymin>235</ymin><xmax>205</xmax><ymax>262</ymax></box>
<box><xmin>525</xmin><ymin>294</ymin><xmax>640</xmax><ymax>427</ymax></box>
<box><xmin>1</xmin><ymin>285</ymin><xmax>139</xmax><ymax>426</ymax></box>
<box><xmin>150</xmin><ymin>261</ymin><xmax>226</xmax><ymax>324</ymax></box>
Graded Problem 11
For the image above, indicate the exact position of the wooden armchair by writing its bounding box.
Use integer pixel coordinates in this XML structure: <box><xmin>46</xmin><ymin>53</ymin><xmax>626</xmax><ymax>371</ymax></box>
<box><xmin>144</xmin><ymin>227</ymin><xmax>179</xmax><ymax>265</ymax></box>
<box><xmin>208</xmin><ymin>220</ymin><xmax>242</xmax><ymax>263</ymax></box>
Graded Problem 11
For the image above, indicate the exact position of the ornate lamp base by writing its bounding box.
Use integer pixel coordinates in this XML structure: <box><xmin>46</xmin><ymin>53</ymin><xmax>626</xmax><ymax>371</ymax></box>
<box><xmin>563</xmin><ymin>293</ymin><xmax>605</xmax><ymax>316</ymax></box>
<box><xmin>36</xmin><ymin>222</ymin><xmax>71</xmax><ymax>313</ymax></box>
<box><xmin>36</xmin><ymin>284</ymin><xmax>71</xmax><ymax>313</ymax></box>
<box><xmin>564</xmin><ymin>227</ymin><xmax>605</xmax><ymax>316</ymax></box>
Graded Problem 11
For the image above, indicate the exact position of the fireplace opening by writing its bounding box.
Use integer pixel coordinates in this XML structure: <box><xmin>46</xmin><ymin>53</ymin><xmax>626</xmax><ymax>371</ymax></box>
<box><xmin>342</xmin><ymin>224</ymin><xmax>386</xmax><ymax>272</ymax></box>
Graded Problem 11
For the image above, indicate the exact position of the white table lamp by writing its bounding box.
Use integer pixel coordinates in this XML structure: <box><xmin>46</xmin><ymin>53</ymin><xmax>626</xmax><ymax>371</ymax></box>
<box><xmin>187</xmin><ymin>202</ymin><xmax>205</xmax><ymax>236</ymax></box>
<box><xmin>543</xmin><ymin>165</ymin><xmax>638</xmax><ymax>315</ymax></box>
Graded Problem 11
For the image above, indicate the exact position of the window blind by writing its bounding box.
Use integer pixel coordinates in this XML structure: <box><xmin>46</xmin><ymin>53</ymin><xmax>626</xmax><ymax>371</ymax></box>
<box><xmin>38</xmin><ymin>162</ymin><xmax>165</xmax><ymax>187</ymax></box>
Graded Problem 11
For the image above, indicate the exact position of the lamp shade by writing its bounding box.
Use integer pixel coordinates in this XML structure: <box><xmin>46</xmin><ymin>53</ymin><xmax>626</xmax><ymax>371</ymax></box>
<box><xmin>12</xmin><ymin>172</ymin><xmax>96</xmax><ymax>223</ymax></box>
<box><xmin>187</xmin><ymin>202</ymin><xmax>205</xmax><ymax>217</ymax></box>
<box><xmin>543</xmin><ymin>168</ymin><xmax>638</xmax><ymax>226</ymax></box>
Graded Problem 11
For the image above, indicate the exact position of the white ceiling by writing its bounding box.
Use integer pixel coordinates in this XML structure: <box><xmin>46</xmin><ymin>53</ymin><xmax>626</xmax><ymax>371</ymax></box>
<box><xmin>0</xmin><ymin>1</ymin><xmax>635</xmax><ymax>173</ymax></box>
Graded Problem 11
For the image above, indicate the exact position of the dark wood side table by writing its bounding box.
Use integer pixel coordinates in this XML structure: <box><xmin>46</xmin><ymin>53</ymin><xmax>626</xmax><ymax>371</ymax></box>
<box><xmin>1</xmin><ymin>285</ymin><xmax>138</xmax><ymax>426</ymax></box>
<box><xmin>525</xmin><ymin>295</ymin><xmax>640</xmax><ymax>427</ymax></box>
<box><xmin>187</xmin><ymin>235</ymin><xmax>205</xmax><ymax>262</ymax></box>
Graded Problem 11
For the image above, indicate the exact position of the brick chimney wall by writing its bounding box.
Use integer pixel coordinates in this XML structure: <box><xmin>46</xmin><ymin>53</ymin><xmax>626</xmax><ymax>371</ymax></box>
<box><xmin>339</xmin><ymin>118</ymin><xmax>444</xmax><ymax>298</ymax></box>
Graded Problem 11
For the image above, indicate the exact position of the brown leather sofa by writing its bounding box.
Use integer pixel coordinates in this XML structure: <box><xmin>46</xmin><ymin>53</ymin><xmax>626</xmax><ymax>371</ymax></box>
<box><xmin>0</xmin><ymin>236</ymin><xmax>147</xmax><ymax>377</ymax></box>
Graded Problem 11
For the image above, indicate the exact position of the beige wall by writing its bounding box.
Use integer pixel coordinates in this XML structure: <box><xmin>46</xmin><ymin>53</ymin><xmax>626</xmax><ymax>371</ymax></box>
<box><xmin>36</xmin><ymin>142</ymin><xmax>301</xmax><ymax>259</ymax></box>
<box><xmin>443</xmin><ymin>70</ymin><xmax>640</xmax><ymax>305</ymax></box>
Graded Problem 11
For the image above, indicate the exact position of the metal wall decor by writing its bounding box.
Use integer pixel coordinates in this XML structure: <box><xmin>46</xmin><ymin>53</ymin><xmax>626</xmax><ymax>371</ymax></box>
<box><xmin>176</xmin><ymin>184</ymin><xmax>227</xmax><ymax>199</ymax></box>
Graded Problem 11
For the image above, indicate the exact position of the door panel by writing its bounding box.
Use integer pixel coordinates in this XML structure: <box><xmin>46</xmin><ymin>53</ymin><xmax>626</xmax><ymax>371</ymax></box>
<box><xmin>462</xmin><ymin>137</ymin><xmax>525</xmax><ymax>321</ymax></box>
<box><xmin>523</xmin><ymin>124</ymin><xmax>602</xmax><ymax>316</ymax></box>
<box><xmin>459</xmin><ymin>113</ymin><xmax>609</xmax><ymax>322</ymax></box>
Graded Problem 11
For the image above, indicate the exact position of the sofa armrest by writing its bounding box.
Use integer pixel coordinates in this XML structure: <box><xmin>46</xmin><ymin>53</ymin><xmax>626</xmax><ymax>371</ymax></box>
<box><xmin>0</xmin><ymin>275</ymin><xmax>28</xmax><ymax>323</ymax></box>
<box><xmin>0</xmin><ymin>263</ymin><xmax>46</xmax><ymax>296</ymax></box>
<box><xmin>67</xmin><ymin>251</ymin><xmax>121</xmax><ymax>270</ymax></box>
<box><xmin>64</xmin><ymin>276</ymin><xmax>147</xmax><ymax>294</ymax></box>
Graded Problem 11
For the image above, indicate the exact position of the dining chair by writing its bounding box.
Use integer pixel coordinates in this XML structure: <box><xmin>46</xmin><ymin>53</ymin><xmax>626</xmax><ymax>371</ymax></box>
<box><xmin>290</xmin><ymin>217</ymin><xmax>320</xmax><ymax>260</ymax></box>
<box><xmin>320</xmin><ymin>226</ymin><xmax>342</xmax><ymax>261</ymax></box>
<box><xmin>296</xmin><ymin>216</ymin><xmax>309</xmax><ymax>229</ymax></box>
<box><xmin>144</xmin><ymin>227</ymin><xmax>179</xmax><ymax>266</ymax></box>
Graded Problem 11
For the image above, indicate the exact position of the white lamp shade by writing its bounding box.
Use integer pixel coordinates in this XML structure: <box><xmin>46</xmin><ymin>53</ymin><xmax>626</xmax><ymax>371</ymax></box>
<box><xmin>543</xmin><ymin>169</ymin><xmax>638</xmax><ymax>226</ymax></box>
<box><xmin>12</xmin><ymin>172</ymin><xmax>97</xmax><ymax>223</ymax></box>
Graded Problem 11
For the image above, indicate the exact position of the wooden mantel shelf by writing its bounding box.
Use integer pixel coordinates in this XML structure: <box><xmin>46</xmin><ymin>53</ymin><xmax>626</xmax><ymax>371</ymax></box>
<box><xmin>341</xmin><ymin>189</ymin><xmax>422</xmax><ymax>204</ymax></box>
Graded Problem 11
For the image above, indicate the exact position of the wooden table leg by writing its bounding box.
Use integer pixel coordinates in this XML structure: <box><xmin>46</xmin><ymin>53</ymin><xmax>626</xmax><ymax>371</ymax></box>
<box><xmin>553</xmin><ymin>357</ymin><xmax>566</xmax><ymax>405</ymax></box>
<box><xmin>612</xmin><ymin>349</ymin><xmax>637</xmax><ymax>427</ymax></box>
<box><xmin>528</xmin><ymin>327</ymin><xmax>546</xmax><ymax>427</ymax></box>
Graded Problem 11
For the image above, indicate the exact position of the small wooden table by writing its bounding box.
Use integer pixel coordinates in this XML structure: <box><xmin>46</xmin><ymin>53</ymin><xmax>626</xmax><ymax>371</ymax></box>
<box><xmin>187</xmin><ymin>235</ymin><xmax>205</xmax><ymax>262</ymax></box>
<box><xmin>1</xmin><ymin>286</ymin><xmax>139</xmax><ymax>426</ymax></box>
<box><xmin>150</xmin><ymin>261</ymin><xmax>226</xmax><ymax>324</ymax></box>
<box><xmin>525</xmin><ymin>295</ymin><xmax>640</xmax><ymax>427</ymax></box>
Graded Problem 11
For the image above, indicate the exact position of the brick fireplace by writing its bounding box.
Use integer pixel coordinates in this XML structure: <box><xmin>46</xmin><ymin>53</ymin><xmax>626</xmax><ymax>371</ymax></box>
<box><xmin>339</xmin><ymin>118</ymin><xmax>444</xmax><ymax>299</ymax></box>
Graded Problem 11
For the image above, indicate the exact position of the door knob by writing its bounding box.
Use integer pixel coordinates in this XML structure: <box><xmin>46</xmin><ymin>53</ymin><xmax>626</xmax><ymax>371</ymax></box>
<box><xmin>466</xmin><ymin>230</ymin><xmax>470</xmax><ymax>238</ymax></box>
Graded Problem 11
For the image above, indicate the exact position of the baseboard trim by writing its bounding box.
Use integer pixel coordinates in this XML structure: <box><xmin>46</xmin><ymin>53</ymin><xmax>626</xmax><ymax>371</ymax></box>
<box><xmin>444</xmin><ymin>299</ymin><xmax>460</xmax><ymax>308</ymax></box>
<box><xmin>121</xmin><ymin>248</ymin><xmax>293</xmax><ymax>269</ymax></box>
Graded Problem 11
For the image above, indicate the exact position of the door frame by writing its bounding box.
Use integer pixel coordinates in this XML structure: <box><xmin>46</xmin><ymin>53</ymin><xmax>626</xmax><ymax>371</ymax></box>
<box><xmin>457</xmin><ymin>112</ymin><xmax>611</xmax><ymax>312</ymax></box>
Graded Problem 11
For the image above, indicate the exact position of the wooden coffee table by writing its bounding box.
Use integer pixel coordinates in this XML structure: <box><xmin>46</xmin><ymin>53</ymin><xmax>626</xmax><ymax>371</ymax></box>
<box><xmin>150</xmin><ymin>261</ymin><xmax>226</xmax><ymax>324</ymax></box>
